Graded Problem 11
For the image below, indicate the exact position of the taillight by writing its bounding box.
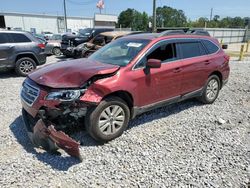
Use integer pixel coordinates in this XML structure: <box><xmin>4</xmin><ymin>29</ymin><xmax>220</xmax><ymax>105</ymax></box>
<box><xmin>38</xmin><ymin>43</ymin><xmax>45</xmax><ymax>49</ymax></box>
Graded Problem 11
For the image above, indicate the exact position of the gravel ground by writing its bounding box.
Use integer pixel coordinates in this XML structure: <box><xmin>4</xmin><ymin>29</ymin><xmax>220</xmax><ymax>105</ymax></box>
<box><xmin>0</xmin><ymin>56</ymin><xmax>249</xmax><ymax>187</ymax></box>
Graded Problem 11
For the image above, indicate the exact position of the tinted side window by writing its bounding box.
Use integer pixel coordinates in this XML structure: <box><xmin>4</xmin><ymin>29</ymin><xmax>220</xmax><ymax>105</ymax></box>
<box><xmin>147</xmin><ymin>43</ymin><xmax>177</xmax><ymax>62</ymax></box>
<box><xmin>202</xmin><ymin>40</ymin><xmax>219</xmax><ymax>54</ymax></box>
<box><xmin>0</xmin><ymin>33</ymin><xmax>9</xmax><ymax>44</ymax></box>
<box><xmin>178</xmin><ymin>42</ymin><xmax>206</xmax><ymax>59</ymax></box>
<box><xmin>135</xmin><ymin>42</ymin><xmax>177</xmax><ymax>68</ymax></box>
<box><xmin>9</xmin><ymin>33</ymin><xmax>31</xmax><ymax>43</ymax></box>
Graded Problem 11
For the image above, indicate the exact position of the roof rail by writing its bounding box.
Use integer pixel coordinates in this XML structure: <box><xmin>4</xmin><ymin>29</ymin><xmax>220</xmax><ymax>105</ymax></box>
<box><xmin>186</xmin><ymin>29</ymin><xmax>210</xmax><ymax>36</ymax></box>
<box><xmin>158</xmin><ymin>30</ymin><xmax>185</xmax><ymax>37</ymax></box>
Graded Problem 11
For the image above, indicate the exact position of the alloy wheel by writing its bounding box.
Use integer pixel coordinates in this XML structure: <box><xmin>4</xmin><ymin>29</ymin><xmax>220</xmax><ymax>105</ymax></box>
<box><xmin>53</xmin><ymin>48</ymin><xmax>61</xmax><ymax>56</ymax></box>
<box><xmin>206</xmin><ymin>79</ymin><xmax>219</xmax><ymax>101</ymax></box>
<box><xmin>98</xmin><ymin>105</ymin><xmax>125</xmax><ymax>135</ymax></box>
<box><xmin>19</xmin><ymin>60</ymin><xmax>35</xmax><ymax>74</ymax></box>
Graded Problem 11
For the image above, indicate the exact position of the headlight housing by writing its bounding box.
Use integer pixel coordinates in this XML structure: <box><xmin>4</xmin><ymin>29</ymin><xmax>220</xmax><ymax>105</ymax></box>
<box><xmin>45</xmin><ymin>89</ymin><xmax>85</xmax><ymax>101</ymax></box>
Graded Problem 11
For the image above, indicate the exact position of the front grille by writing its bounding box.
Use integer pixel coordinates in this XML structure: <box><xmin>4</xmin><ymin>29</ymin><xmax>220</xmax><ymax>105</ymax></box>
<box><xmin>21</xmin><ymin>82</ymin><xmax>40</xmax><ymax>106</ymax></box>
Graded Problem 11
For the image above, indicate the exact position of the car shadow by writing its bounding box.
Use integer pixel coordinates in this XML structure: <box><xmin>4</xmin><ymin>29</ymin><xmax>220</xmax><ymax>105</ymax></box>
<box><xmin>0</xmin><ymin>69</ymin><xmax>19</xmax><ymax>79</ymax></box>
<box><xmin>54</xmin><ymin>56</ymin><xmax>73</xmax><ymax>60</ymax></box>
<box><xmin>10</xmin><ymin>99</ymin><xmax>202</xmax><ymax>170</ymax></box>
<box><xmin>128</xmin><ymin>99</ymin><xmax>202</xmax><ymax>129</ymax></box>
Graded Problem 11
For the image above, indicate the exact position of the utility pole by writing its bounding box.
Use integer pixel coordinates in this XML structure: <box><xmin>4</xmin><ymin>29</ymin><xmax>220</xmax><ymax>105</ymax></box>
<box><xmin>63</xmin><ymin>0</ymin><xmax>68</xmax><ymax>32</ymax></box>
<box><xmin>209</xmin><ymin>8</ymin><xmax>213</xmax><ymax>22</ymax></box>
<box><xmin>152</xmin><ymin>0</ymin><xmax>157</xmax><ymax>32</ymax></box>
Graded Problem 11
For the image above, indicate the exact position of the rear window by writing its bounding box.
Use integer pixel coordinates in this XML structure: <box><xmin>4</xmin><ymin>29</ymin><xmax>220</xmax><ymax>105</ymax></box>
<box><xmin>178</xmin><ymin>42</ymin><xmax>206</xmax><ymax>59</ymax></box>
<box><xmin>9</xmin><ymin>33</ymin><xmax>31</xmax><ymax>43</ymax></box>
<box><xmin>202</xmin><ymin>40</ymin><xmax>219</xmax><ymax>54</ymax></box>
<box><xmin>0</xmin><ymin>33</ymin><xmax>9</xmax><ymax>43</ymax></box>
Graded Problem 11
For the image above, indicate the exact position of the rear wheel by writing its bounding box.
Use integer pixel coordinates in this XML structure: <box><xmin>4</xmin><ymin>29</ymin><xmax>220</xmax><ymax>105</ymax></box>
<box><xmin>15</xmin><ymin>57</ymin><xmax>36</xmax><ymax>76</ymax></box>
<box><xmin>85</xmin><ymin>97</ymin><xmax>130</xmax><ymax>142</ymax></box>
<box><xmin>199</xmin><ymin>75</ymin><xmax>221</xmax><ymax>104</ymax></box>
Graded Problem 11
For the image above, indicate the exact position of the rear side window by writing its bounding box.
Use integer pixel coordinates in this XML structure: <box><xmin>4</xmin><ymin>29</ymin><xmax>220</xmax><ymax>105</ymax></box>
<box><xmin>0</xmin><ymin>33</ymin><xmax>9</xmax><ymax>44</ymax></box>
<box><xmin>178</xmin><ymin>42</ymin><xmax>206</xmax><ymax>59</ymax></box>
<box><xmin>202</xmin><ymin>40</ymin><xmax>219</xmax><ymax>54</ymax></box>
<box><xmin>9</xmin><ymin>33</ymin><xmax>31</xmax><ymax>43</ymax></box>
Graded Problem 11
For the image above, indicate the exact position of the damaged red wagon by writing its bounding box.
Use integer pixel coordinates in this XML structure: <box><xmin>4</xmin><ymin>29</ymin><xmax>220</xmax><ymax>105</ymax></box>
<box><xmin>21</xmin><ymin>32</ymin><xmax>230</xmax><ymax>158</ymax></box>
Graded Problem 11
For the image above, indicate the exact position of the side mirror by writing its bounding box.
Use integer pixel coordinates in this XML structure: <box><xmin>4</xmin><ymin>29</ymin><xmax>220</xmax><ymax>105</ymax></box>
<box><xmin>222</xmin><ymin>44</ymin><xmax>228</xmax><ymax>49</ymax></box>
<box><xmin>146</xmin><ymin>59</ymin><xmax>161</xmax><ymax>68</ymax></box>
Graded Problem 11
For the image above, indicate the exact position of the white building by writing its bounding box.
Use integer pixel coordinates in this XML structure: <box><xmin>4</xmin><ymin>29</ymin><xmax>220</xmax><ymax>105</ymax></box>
<box><xmin>0</xmin><ymin>12</ymin><xmax>117</xmax><ymax>34</ymax></box>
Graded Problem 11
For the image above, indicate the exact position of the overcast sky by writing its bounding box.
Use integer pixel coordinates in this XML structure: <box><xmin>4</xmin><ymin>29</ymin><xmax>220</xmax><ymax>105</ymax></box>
<box><xmin>0</xmin><ymin>0</ymin><xmax>249</xmax><ymax>20</ymax></box>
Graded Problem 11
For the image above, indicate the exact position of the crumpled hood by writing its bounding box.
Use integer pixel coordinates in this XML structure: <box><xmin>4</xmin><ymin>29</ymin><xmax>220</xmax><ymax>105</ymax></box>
<box><xmin>28</xmin><ymin>58</ymin><xmax>119</xmax><ymax>88</ymax></box>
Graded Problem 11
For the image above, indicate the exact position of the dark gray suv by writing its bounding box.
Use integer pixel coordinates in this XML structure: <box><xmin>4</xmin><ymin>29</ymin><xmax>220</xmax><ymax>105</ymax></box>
<box><xmin>0</xmin><ymin>30</ymin><xmax>47</xmax><ymax>76</ymax></box>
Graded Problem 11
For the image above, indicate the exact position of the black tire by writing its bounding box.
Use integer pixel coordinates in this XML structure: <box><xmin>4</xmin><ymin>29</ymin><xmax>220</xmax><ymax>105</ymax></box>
<box><xmin>52</xmin><ymin>47</ymin><xmax>61</xmax><ymax>56</ymax></box>
<box><xmin>85</xmin><ymin>97</ymin><xmax>130</xmax><ymax>143</ymax></box>
<box><xmin>15</xmin><ymin>57</ymin><xmax>36</xmax><ymax>77</ymax></box>
<box><xmin>199</xmin><ymin>75</ymin><xmax>221</xmax><ymax>104</ymax></box>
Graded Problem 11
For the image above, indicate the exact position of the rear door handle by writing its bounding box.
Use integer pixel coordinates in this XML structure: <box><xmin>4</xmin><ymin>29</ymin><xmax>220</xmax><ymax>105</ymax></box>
<box><xmin>173</xmin><ymin>67</ymin><xmax>182</xmax><ymax>73</ymax></box>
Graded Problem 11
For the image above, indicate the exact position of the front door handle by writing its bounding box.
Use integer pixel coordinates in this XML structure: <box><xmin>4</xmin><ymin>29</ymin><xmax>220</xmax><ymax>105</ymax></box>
<box><xmin>205</xmin><ymin>60</ymin><xmax>211</xmax><ymax>65</ymax></box>
<box><xmin>173</xmin><ymin>67</ymin><xmax>182</xmax><ymax>73</ymax></box>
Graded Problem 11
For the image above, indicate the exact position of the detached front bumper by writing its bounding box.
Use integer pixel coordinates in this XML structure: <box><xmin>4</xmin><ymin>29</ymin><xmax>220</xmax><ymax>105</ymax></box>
<box><xmin>33</xmin><ymin>119</ymin><xmax>82</xmax><ymax>160</ymax></box>
<box><xmin>22</xmin><ymin>107</ymin><xmax>83</xmax><ymax>160</ymax></box>
<box><xmin>20</xmin><ymin>79</ymin><xmax>89</xmax><ymax>160</ymax></box>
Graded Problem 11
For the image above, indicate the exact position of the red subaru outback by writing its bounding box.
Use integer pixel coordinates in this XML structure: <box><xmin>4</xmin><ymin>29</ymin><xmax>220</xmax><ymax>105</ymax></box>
<box><xmin>21</xmin><ymin>33</ymin><xmax>230</xmax><ymax>158</ymax></box>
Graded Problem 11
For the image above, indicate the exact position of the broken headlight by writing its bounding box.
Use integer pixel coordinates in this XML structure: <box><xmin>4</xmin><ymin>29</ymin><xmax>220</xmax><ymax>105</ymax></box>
<box><xmin>45</xmin><ymin>89</ymin><xmax>85</xmax><ymax>101</ymax></box>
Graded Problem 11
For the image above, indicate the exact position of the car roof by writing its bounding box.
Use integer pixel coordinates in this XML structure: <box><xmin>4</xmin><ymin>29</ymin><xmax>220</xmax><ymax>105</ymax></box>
<box><xmin>0</xmin><ymin>30</ymin><xmax>28</xmax><ymax>34</ymax></box>
<box><xmin>99</xmin><ymin>31</ymin><xmax>133</xmax><ymax>38</ymax></box>
<box><xmin>122</xmin><ymin>33</ymin><xmax>215</xmax><ymax>41</ymax></box>
<box><xmin>122</xmin><ymin>33</ymin><xmax>159</xmax><ymax>40</ymax></box>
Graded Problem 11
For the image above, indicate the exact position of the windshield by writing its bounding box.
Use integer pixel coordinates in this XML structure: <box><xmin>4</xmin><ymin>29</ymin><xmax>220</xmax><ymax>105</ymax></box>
<box><xmin>78</xmin><ymin>28</ymin><xmax>93</xmax><ymax>36</ymax></box>
<box><xmin>89</xmin><ymin>39</ymin><xmax>150</xmax><ymax>66</ymax></box>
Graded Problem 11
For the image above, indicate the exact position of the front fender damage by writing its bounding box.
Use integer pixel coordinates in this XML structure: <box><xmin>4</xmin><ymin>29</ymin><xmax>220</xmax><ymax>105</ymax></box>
<box><xmin>33</xmin><ymin>119</ymin><xmax>82</xmax><ymax>161</ymax></box>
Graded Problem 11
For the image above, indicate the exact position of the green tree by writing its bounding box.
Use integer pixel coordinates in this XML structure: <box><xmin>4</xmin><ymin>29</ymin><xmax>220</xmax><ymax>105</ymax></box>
<box><xmin>117</xmin><ymin>9</ymin><xmax>149</xmax><ymax>31</ymax></box>
<box><xmin>218</xmin><ymin>17</ymin><xmax>245</xmax><ymax>28</ymax></box>
<box><xmin>213</xmin><ymin>15</ymin><xmax>220</xmax><ymax>22</ymax></box>
<box><xmin>189</xmin><ymin>17</ymin><xmax>209</xmax><ymax>28</ymax></box>
<box><xmin>117</xmin><ymin>8</ymin><xmax>134</xmax><ymax>29</ymax></box>
<box><xmin>189</xmin><ymin>16</ymin><xmax>246</xmax><ymax>28</ymax></box>
<box><xmin>156</xmin><ymin>6</ymin><xmax>187</xmax><ymax>27</ymax></box>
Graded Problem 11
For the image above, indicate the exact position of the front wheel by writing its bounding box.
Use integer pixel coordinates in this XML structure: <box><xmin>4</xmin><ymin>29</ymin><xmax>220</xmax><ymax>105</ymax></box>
<box><xmin>199</xmin><ymin>75</ymin><xmax>221</xmax><ymax>104</ymax></box>
<box><xmin>85</xmin><ymin>97</ymin><xmax>130</xmax><ymax>143</ymax></box>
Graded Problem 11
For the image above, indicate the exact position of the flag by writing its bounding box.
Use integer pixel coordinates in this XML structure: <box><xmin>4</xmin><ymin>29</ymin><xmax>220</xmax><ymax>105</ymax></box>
<box><xmin>96</xmin><ymin>0</ymin><xmax>104</xmax><ymax>9</ymax></box>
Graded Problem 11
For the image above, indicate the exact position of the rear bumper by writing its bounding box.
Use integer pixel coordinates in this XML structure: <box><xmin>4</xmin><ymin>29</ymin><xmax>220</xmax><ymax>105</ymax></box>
<box><xmin>45</xmin><ymin>45</ymin><xmax>53</xmax><ymax>54</ymax></box>
<box><xmin>36</xmin><ymin>53</ymin><xmax>47</xmax><ymax>65</ymax></box>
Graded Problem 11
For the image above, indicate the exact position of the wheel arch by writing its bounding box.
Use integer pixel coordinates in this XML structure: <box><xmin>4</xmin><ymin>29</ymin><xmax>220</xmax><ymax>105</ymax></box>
<box><xmin>209</xmin><ymin>71</ymin><xmax>222</xmax><ymax>89</ymax></box>
<box><xmin>103</xmin><ymin>90</ymin><xmax>134</xmax><ymax>109</ymax></box>
<box><xmin>15</xmin><ymin>53</ymin><xmax>39</xmax><ymax>65</ymax></box>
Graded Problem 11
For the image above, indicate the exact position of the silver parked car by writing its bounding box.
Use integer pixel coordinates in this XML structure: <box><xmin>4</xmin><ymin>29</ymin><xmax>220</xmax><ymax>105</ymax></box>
<box><xmin>45</xmin><ymin>34</ymin><xmax>63</xmax><ymax>56</ymax></box>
